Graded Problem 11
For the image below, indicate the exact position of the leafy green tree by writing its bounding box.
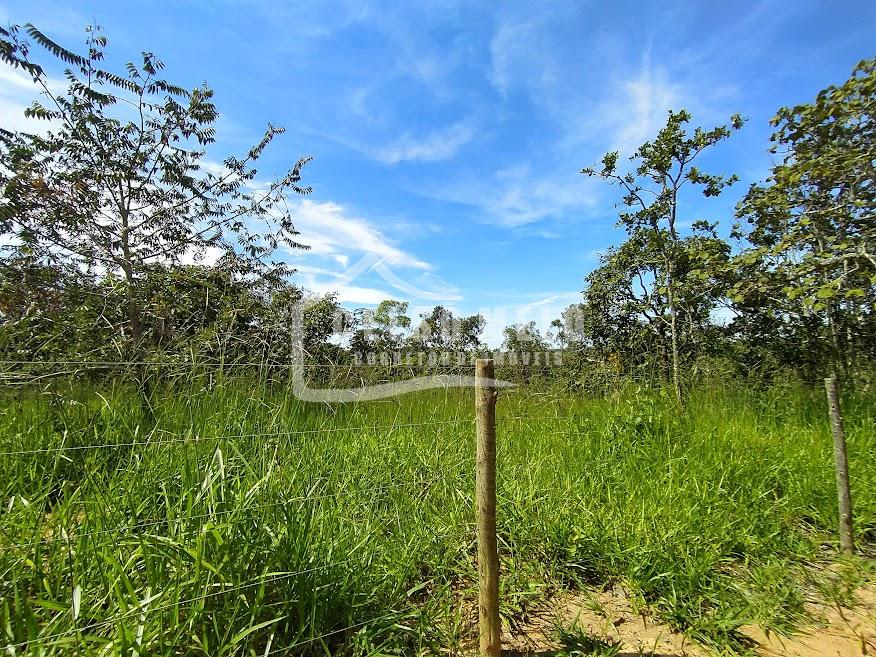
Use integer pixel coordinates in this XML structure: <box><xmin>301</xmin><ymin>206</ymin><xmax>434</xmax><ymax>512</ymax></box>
<box><xmin>373</xmin><ymin>300</ymin><xmax>412</xmax><ymax>343</ymax></box>
<box><xmin>0</xmin><ymin>24</ymin><xmax>311</xmax><ymax>354</ymax></box>
<box><xmin>552</xmin><ymin>304</ymin><xmax>590</xmax><ymax>350</ymax></box>
<box><xmin>734</xmin><ymin>58</ymin><xmax>876</xmax><ymax>377</ymax></box>
<box><xmin>579</xmin><ymin>223</ymin><xmax>731</xmax><ymax>370</ymax></box>
<box><xmin>575</xmin><ymin>239</ymin><xmax>658</xmax><ymax>366</ymax></box>
<box><xmin>0</xmin><ymin>256</ymin><xmax>119</xmax><ymax>362</ymax></box>
<box><xmin>583</xmin><ymin>109</ymin><xmax>743</xmax><ymax>404</ymax></box>
<box><xmin>350</xmin><ymin>299</ymin><xmax>411</xmax><ymax>353</ymax></box>
<box><xmin>409</xmin><ymin>306</ymin><xmax>485</xmax><ymax>352</ymax></box>
<box><xmin>502</xmin><ymin>321</ymin><xmax>548</xmax><ymax>353</ymax></box>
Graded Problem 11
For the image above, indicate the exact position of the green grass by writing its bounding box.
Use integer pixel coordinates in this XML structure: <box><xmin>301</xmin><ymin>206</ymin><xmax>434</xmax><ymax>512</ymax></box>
<box><xmin>0</xmin><ymin>372</ymin><xmax>873</xmax><ymax>655</ymax></box>
<box><xmin>553</xmin><ymin>621</ymin><xmax>621</xmax><ymax>657</ymax></box>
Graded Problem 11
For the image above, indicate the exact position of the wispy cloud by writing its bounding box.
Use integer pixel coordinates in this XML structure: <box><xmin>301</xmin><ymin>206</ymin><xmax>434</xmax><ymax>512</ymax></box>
<box><xmin>293</xmin><ymin>255</ymin><xmax>462</xmax><ymax>306</ymax></box>
<box><xmin>606</xmin><ymin>60</ymin><xmax>683</xmax><ymax>156</ymax></box>
<box><xmin>356</xmin><ymin>120</ymin><xmax>477</xmax><ymax>164</ymax></box>
<box><xmin>324</xmin><ymin>118</ymin><xmax>476</xmax><ymax>164</ymax></box>
<box><xmin>489</xmin><ymin>19</ymin><xmax>539</xmax><ymax>96</ymax></box>
<box><xmin>0</xmin><ymin>64</ymin><xmax>66</xmax><ymax>133</ymax></box>
<box><xmin>293</xmin><ymin>269</ymin><xmax>395</xmax><ymax>305</ymax></box>
<box><xmin>413</xmin><ymin>162</ymin><xmax>599</xmax><ymax>228</ymax></box>
<box><xmin>289</xmin><ymin>199</ymin><xmax>430</xmax><ymax>270</ymax></box>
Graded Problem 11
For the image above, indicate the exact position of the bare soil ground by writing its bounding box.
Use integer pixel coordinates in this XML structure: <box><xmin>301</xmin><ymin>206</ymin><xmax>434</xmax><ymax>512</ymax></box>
<box><xmin>499</xmin><ymin>582</ymin><xmax>876</xmax><ymax>656</ymax></box>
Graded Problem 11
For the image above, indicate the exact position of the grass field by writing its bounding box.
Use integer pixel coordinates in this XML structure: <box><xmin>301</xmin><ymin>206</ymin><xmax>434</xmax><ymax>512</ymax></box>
<box><xmin>0</xmin><ymin>371</ymin><xmax>874</xmax><ymax>655</ymax></box>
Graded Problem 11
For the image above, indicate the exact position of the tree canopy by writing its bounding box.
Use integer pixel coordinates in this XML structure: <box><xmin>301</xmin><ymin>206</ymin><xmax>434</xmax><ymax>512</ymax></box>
<box><xmin>0</xmin><ymin>23</ymin><xmax>311</xmax><ymax>354</ymax></box>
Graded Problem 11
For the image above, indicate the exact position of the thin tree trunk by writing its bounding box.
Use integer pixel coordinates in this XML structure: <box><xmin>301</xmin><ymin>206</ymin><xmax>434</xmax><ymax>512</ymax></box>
<box><xmin>669</xmin><ymin>299</ymin><xmax>682</xmax><ymax>407</ymax></box>
<box><xmin>120</xmin><ymin>246</ymin><xmax>154</xmax><ymax>427</ymax></box>
<box><xmin>126</xmin><ymin>280</ymin><xmax>142</xmax><ymax>345</ymax></box>
<box><xmin>666</xmin><ymin>192</ymin><xmax>683</xmax><ymax>408</ymax></box>
<box><xmin>824</xmin><ymin>373</ymin><xmax>855</xmax><ymax>554</ymax></box>
<box><xmin>666</xmin><ymin>264</ymin><xmax>683</xmax><ymax>408</ymax></box>
<box><xmin>119</xmin><ymin>198</ymin><xmax>141</xmax><ymax>346</ymax></box>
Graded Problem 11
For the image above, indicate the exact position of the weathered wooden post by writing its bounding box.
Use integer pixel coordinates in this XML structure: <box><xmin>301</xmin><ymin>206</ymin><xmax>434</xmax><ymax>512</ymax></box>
<box><xmin>475</xmin><ymin>358</ymin><xmax>501</xmax><ymax>657</ymax></box>
<box><xmin>824</xmin><ymin>374</ymin><xmax>854</xmax><ymax>554</ymax></box>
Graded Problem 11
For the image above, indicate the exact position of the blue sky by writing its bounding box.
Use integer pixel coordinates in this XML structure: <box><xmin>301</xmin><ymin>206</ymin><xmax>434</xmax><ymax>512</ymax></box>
<box><xmin>2</xmin><ymin>0</ymin><xmax>875</xmax><ymax>344</ymax></box>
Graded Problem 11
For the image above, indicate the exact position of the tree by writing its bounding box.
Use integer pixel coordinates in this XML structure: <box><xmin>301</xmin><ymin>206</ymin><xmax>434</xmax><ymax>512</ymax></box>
<box><xmin>373</xmin><ymin>300</ymin><xmax>412</xmax><ymax>345</ymax></box>
<box><xmin>552</xmin><ymin>304</ymin><xmax>590</xmax><ymax>350</ymax></box>
<box><xmin>0</xmin><ymin>24</ymin><xmax>311</xmax><ymax>355</ymax></box>
<box><xmin>734</xmin><ymin>58</ymin><xmax>876</xmax><ymax>378</ymax></box>
<box><xmin>0</xmin><ymin>255</ymin><xmax>119</xmax><ymax>362</ymax></box>
<box><xmin>410</xmin><ymin>306</ymin><xmax>485</xmax><ymax>352</ymax></box>
<box><xmin>350</xmin><ymin>299</ymin><xmax>411</xmax><ymax>355</ymax></box>
<box><xmin>502</xmin><ymin>321</ymin><xmax>548</xmax><ymax>353</ymax></box>
<box><xmin>578</xmin><ymin>222</ymin><xmax>731</xmax><ymax>371</ymax></box>
<box><xmin>583</xmin><ymin>109</ymin><xmax>743</xmax><ymax>405</ymax></box>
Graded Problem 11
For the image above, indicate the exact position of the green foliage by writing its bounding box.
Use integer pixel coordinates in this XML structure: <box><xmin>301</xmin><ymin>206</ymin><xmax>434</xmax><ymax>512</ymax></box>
<box><xmin>553</xmin><ymin>622</ymin><xmax>621</xmax><ymax>657</ymax></box>
<box><xmin>734</xmin><ymin>58</ymin><xmax>876</xmax><ymax>374</ymax></box>
<box><xmin>581</xmin><ymin>110</ymin><xmax>742</xmax><ymax>398</ymax></box>
<box><xmin>409</xmin><ymin>305</ymin><xmax>486</xmax><ymax>352</ymax></box>
<box><xmin>0</xmin><ymin>23</ymin><xmax>311</xmax><ymax>353</ymax></box>
<box><xmin>349</xmin><ymin>299</ymin><xmax>412</xmax><ymax>354</ymax></box>
<box><xmin>502</xmin><ymin>321</ymin><xmax>548</xmax><ymax>353</ymax></box>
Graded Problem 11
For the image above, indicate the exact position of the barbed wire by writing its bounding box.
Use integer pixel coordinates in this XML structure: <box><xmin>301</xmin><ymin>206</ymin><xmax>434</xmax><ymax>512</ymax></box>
<box><xmin>1</xmin><ymin>362</ymin><xmax>831</xmax><ymax>384</ymax></box>
<box><xmin>261</xmin><ymin>612</ymin><xmax>403</xmax><ymax>657</ymax></box>
<box><xmin>0</xmin><ymin>359</ymin><xmax>566</xmax><ymax>368</ymax></box>
<box><xmin>4</xmin><ymin>557</ymin><xmax>363</xmax><ymax>650</ymax></box>
<box><xmin>0</xmin><ymin>419</ymin><xmax>474</xmax><ymax>456</ymax></box>
<box><xmin>497</xmin><ymin>416</ymin><xmax>582</xmax><ymax>422</ymax></box>
<box><xmin>0</xmin><ymin>463</ymin><xmax>470</xmax><ymax>552</ymax></box>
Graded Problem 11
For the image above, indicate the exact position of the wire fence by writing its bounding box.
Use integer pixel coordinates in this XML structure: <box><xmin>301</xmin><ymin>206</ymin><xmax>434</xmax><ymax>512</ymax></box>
<box><xmin>0</xmin><ymin>357</ymin><xmax>847</xmax><ymax>654</ymax></box>
<box><xmin>0</xmin><ymin>360</ymin><xmax>498</xmax><ymax>654</ymax></box>
<box><xmin>0</xmin><ymin>356</ymin><xmax>841</xmax><ymax>395</ymax></box>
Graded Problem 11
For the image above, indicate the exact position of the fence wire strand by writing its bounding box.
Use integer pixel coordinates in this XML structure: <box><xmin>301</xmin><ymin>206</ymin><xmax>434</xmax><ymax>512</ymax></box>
<box><xmin>0</xmin><ymin>462</ymin><xmax>470</xmax><ymax>552</ymax></box>
<box><xmin>0</xmin><ymin>359</ymin><xmax>767</xmax><ymax>653</ymax></box>
<box><xmin>5</xmin><ymin>556</ymin><xmax>367</xmax><ymax>650</ymax></box>
<box><xmin>0</xmin><ymin>419</ymin><xmax>473</xmax><ymax>456</ymax></box>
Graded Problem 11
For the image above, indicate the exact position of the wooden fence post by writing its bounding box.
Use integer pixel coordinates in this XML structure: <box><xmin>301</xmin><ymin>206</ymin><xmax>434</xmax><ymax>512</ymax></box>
<box><xmin>475</xmin><ymin>358</ymin><xmax>501</xmax><ymax>657</ymax></box>
<box><xmin>824</xmin><ymin>374</ymin><xmax>855</xmax><ymax>555</ymax></box>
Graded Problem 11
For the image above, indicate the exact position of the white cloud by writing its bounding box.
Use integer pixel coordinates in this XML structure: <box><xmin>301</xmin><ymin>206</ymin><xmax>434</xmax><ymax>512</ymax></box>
<box><xmin>414</xmin><ymin>162</ymin><xmax>598</xmax><ymax>228</ymax></box>
<box><xmin>370</xmin><ymin>120</ymin><xmax>476</xmax><ymax>164</ymax></box>
<box><xmin>487</xmin><ymin>7</ymin><xmax>570</xmax><ymax>99</ymax></box>
<box><xmin>293</xmin><ymin>255</ymin><xmax>462</xmax><ymax>306</ymax></box>
<box><xmin>298</xmin><ymin>275</ymin><xmax>393</xmax><ymax>305</ymax></box>
<box><xmin>0</xmin><ymin>63</ymin><xmax>66</xmax><ymax>133</ymax></box>
<box><xmin>484</xmin><ymin>9</ymin><xmax>725</xmax><ymax>164</ymax></box>
<box><xmin>178</xmin><ymin>246</ymin><xmax>224</xmax><ymax>267</ymax></box>
<box><xmin>289</xmin><ymin>199</ymin><xmax>430</xmax><ymax>270</ymax></box>
<box><xmin>0</xmin><ymin>65</ymin><xmax>40</xmax><ymax>92</ymax></box>
<box><xmin>369</xmin><ymin>6</ymin><xmax>473</xmax><ymax>93</ymax></box>
<box><xmin>276</xmin><ymin>199</ymin><xmax>467</xmax><ymax>305</ymax></box>
<box><xmin>607</xmin><ymin>63</ymin><xmax>683</xmax><ymax>156</ymax></box>
<box><xmin>515</xmin><ymin>292</ymin><xmax>580</xmax><ymax>314</ymax></box>
<box><xmin>489</xmin><ymin>20</ymin><xmax>536</xmax><ymax>96</ymax></box>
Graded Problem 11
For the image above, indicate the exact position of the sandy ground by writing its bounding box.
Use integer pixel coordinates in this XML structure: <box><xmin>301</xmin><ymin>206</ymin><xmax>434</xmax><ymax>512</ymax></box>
<box><xmin>744</xmin><ymin>584</ymin><xmax>876</xmax><ymax>657</ymax></box>
<box><xmin>499</xmin><ymin>582</ymin><xmax>876</xmax><ymax>656</ymax></box>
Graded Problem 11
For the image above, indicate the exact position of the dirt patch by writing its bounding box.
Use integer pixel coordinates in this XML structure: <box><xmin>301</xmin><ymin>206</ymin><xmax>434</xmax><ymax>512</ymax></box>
<box><xmin>502</xmin><ymin>583</ymin><xmax>876</xmax><ymax>656</ymax></box>
<box><xmin>741</xmin><ymin>584</ymin><xmax>876</xmax><ymax>657</ymax></box>
<box><xmin>502</xmin><ymin>585</ymin><xmax>708</xmax><ymax>656</ymax></box>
